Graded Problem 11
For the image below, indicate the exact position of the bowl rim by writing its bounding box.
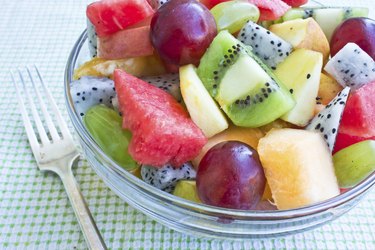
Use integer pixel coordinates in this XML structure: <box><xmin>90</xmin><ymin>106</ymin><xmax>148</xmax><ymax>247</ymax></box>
<box><xmin>64</xmin><ymin>29</ymin><xmax>375</xmax><ymax>220</ymax></box>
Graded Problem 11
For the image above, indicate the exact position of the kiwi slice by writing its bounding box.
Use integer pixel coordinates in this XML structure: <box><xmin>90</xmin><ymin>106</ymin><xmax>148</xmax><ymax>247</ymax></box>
<box><xmin>197</xmin><ymin>30</ymin><xmax>249</xmax><ymax>98</ymax></box>
<box><xmin>197</xmin><ymin>31</ymin><xmax>295</xmax><ymax>128</ymax></box>
<box><xmin>333</xmin><ymin>140</ymin><xmax>375</xmax><ymax>188</ymax></box>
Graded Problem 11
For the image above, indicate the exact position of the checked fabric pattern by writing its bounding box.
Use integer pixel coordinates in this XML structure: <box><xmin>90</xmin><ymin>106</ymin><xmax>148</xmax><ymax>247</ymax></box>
<box><xmin>0</xmin><ymin>0</ymin><xmax>374</xmax><ymax>249</ymax></box>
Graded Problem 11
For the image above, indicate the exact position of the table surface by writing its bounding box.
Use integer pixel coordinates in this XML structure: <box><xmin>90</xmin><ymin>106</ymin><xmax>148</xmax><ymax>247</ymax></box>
<box><xmin>0</xmin><ymin>0</ymin><xmax>374</xmax><ymax>249</ymax></box>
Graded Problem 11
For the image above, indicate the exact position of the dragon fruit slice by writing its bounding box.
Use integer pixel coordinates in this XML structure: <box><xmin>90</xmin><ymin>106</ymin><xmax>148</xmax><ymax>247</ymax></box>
<box><xmin>155</xmin><ymin>0</ymin><xmax>170</xmax><ymax>8</ymax></box>
<box><xmin>142</xmin><ymin>73</ymin><xmax>182</xmax><ymax>102</ymax></box>
<box><xmin>237</xmin><ymin>21</ymin><xmax>293</xmax><ymax>70</ymax></box>
<box><xmin>141</xmin><ymin>162</ymin><xmax>196</xmax><ymax>193</ymax></box>
<box><xmin>324</xmin><ymin>43</ymin><xmax>375</xmax><ymax>90</ymax></box>
<box><xmin>70</xmin><ymin>76</ymin><xmax>116</xmax><ymax>118</ymax></box>
<box><xmin>111</xmin><ymin>95</ymin><xmax>120</xmax><ymax>114</ymax></box>
<box><xmin>148</xmin><ymin>0</ymin><xmax>170</xmax><ymax>9</ymax></box>
<box><xmin>306</xmin><ymin>87</ymin><xmax>350</xmax><ymax>152</ymax></box>
<box><xmin>87</xmin><ymin>18</ymin><xmax>98</xmax><ymax>58</ymax></box>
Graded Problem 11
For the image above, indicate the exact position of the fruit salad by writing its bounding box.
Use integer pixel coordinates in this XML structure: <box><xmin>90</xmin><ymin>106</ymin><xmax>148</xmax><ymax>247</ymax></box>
<box><xmin>70</xmin><ymin>0</ymin><xmax>375</xmax><ymax>211</ymax></box>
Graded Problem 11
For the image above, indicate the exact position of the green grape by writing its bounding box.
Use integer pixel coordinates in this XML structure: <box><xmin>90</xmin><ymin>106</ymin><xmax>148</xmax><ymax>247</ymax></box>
<box><xmin>84</xmin><ymin>105</ymin><xmax>137</xmax><ymax>171</ymax></box>
<box><xmin>173</xmin><ymin>180</ymin><xmax>201</xmax><ymax>203</ymax></box>
<box><xmin>210</xmin><ymin>0</ymin><xmax>260</xmax><ymax>34</ymax></box>
<box><xmin>333</xmin><ymin>140</ymin><xmax>375</xmax><ymax>188</ymax></box>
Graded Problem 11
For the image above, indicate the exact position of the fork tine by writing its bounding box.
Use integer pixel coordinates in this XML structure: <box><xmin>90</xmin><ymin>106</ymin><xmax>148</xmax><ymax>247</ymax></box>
<box><xmin>27</xmin><ymin>66</ymin><xmax>61</xmax><ymax>142</ymax></box>
<box><xmin>11</xmin><ymin>71</ymin><xmax>40</xmax><ymax>156</ymax></box>
<box><xmin>17</xmin><ymin>68</ymin><xmax>50</xmax><ymax>146</ymax></box>
<box><xmin>34</xmin><ymin>65</ymin><xmax>73</xmax><ymax>140</ymax></box>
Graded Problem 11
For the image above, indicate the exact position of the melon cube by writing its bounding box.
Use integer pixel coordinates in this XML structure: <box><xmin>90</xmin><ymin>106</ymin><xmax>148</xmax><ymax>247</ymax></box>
<box><xmin>257</xmin><ymin>128</ymin><xmax>340</xmax><ymax>210</ymax></box>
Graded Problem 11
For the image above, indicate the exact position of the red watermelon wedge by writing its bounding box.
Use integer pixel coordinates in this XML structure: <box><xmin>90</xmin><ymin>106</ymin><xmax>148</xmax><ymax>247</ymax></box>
<box><xmin>334</xmin><ymin>132</ymin><xmax>375</xmax><ymax>154</ymax></box>
<box><xmin>200</xmin><ymin>0</ymin><xmax>290</xmax><ymax>21</ymax></box>
<box><xmin>248</xmin><ymin>0</ymin><xmax>291</xmax><ymax>21</ymax></box>
<box><xmin>334</xmin><ymin>81</ymin><xmax>375</xmax><ymax>153</ymax></box>
<box><xmin>281</xmin><ymin>0</ymin><xmax>307</xmax><ymax>7</ymax></box>
<box><xmin>114</xmin><ymin>69</ymin><xmax>207</xmax><ymax>167</ymax></box>
<box><xmin>86</xmin><ymin>0</ymin><xmax>154</xmax><ymax>37</ymax></box>
<box><xmin>97</xmin><ymin>26</ymin><xmax>154</xmax><ymax>59</ymax></box>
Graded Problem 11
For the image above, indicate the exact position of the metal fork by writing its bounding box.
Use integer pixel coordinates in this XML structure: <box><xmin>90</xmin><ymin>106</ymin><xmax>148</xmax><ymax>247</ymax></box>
<box><xmin>11</xmin><ymin>66</ymin><xmax>107</xmax><ymax>250</ymax></box>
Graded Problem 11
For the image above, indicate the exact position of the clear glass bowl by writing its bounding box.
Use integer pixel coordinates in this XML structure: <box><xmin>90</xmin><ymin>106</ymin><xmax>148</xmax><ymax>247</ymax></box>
<box><xmin>64</xmin><ymin>4</ymin><xmax>375</xmax><ymax>239</ymax></box>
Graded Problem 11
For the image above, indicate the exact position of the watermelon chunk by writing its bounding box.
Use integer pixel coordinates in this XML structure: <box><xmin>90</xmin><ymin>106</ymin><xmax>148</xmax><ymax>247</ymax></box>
<box><xmin>248</xmin><ymin>0</ymin><xmax>291</xmax><ymax>21</ymax></box>
<box><xmin>281</xmin><ymin>0</ymin><xmax>307</xmax><ymax>7</ymax></box>
<box><xmin>98</xmin><ymin>26</ymin><xmax>154</xmax><ymax>59</ymax></box>
<box><xmin>334</xmin><ymin>132</ymin><xmax>375</xmax><ymax>153</ymax></box>
<box><xmin>200</xmin><ymin>0</ymin><xmax>291</xmax><ymax>21</ymax></box>
<box><xmin>86</xmin><ymin>0</ymin><xmax>154</xmax><ymax>37</ymax></box>
<box><xmin>114</xmin><ymin>69</ymin><xmax>207</xmax><ymax>167</ymax></box>
<box><xmin>334</xmin><ymin>81</ymin><xmax>375</xmax><ymax>153</ymax></box>
<box><xmin>339</xmin><ymin>81</ymin><xmax>375</xmax><ymax>137</ymax></box>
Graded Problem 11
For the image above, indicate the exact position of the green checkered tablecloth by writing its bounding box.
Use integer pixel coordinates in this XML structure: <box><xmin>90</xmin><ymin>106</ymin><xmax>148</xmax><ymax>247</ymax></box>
<box><xmin>0</xmin><ymin>0</ymin><xmax>374</xmax><ymax>249</ymax></box>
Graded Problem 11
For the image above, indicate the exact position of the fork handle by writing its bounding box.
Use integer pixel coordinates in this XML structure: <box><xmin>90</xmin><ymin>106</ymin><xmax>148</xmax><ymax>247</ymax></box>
<box><xmin>59</xmin><ymin>156</ymin><xmax>107</xmax><ymax>250</ymax></box>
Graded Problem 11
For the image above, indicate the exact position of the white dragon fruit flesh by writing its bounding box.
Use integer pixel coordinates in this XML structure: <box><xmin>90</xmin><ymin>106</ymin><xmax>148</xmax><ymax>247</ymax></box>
<box><xmin>87</xmin><ymin>18</ymin><xmax>97</xmax><ymax>58</ymax></box>
<box><xmin>306</xmin><ymin>87</ymin><xmax>350</xmax><ymax>152</ymax></box>
<box><xmin>141</xmin><ymin>162</ymin><xmax>196</xmax><ymax>193</ymax></box>
<box><xmin>149</xmin><ymin>0</ymin><xmax>170</xmax><ymax>9</ymax></box>
<box><xmin>238</xmin><ymin>21</ymin><xmax>293</xmax><ymax>70</ymax></box>
<box><xmin>70</xmin><ymin>76</ymin><xmax>116</xmax><ymax>118</ymax></box>
<box><xmin>111</xmin><ymin>95</ymin><xmax>120</xmax><ymax>114</ymax></box>
<box><xmin>324</xmin><ymin>43</ymin><xmax>375</xmax><ymax>90</ymax></box>
<box><xmin>142</xmin><ymin>73</ymin><xmax>182</xmax><ymax>102</ymax></box>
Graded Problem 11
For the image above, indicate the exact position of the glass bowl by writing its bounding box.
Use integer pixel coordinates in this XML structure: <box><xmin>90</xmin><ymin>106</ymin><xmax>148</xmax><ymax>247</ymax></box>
<box><xmin>64</xmin><ymin>3</ymin><xmax>375</xmax><ymax>239</ymax></box>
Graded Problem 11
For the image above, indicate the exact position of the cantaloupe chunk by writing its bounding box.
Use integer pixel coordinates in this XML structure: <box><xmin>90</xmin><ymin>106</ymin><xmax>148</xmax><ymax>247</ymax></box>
<box><xmin>257</xmin><ymin>128</ymin><xmax>340</xmax><ymax>210</ymax></box>
<box><xmin>192</xmin><ymin>124</ymin><xmax>264</xmax><ymax>167</ymax></box>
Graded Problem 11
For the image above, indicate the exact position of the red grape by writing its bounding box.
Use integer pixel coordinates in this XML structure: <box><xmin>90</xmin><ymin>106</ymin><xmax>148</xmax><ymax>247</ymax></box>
<box><xmin>150</xmin><ymin>0</ymin><xmax>217</xmax><ymax>66</ymax></box>
<box><xmin>197</xmin><ymin>141</ymin><xmax>266</xmax><ymax>210</ymax></box>
<box><xmin>331</xmin><ymin>17</ymin><xmax>375</xmax><ymax>60</ymax></box>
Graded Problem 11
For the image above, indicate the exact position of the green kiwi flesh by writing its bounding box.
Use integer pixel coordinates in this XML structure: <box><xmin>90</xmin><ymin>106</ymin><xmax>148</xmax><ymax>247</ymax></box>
<box><xmin>197</xmin><ymin>30</ymin><xmax>295</xmax><ymax>127</ymax></box>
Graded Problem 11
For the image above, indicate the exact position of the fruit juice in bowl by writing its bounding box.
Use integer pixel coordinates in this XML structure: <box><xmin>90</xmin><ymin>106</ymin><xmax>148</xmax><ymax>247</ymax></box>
<box><xmin>65</xmin><ymin>0</ymin><xmax>375</xmax><ymax>239</ymax></box>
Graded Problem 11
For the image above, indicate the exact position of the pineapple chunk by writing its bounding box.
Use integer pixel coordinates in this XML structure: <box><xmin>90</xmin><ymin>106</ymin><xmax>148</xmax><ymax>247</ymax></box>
<box><xmin>259</xmin><ymin>119</ymin><xmax>297</xmax><ymax>134</ymax></box>
<box><xmin>73</xmin><ymin>54</ymin><xmax>166</xmax><ymax>80</ymax></box>
<box><xmin>274</xmin><ymin>49</ymin><xmax>323</xmax><ymax>126</ymax></box>
<box><xmin>258</xmin><ymin>128</ymin><xmax>340</xmax><ymax>210</ymax></box>
<box><xmin>269</xmin><ymin>18</ymin><xmax>330</xmax><ymax>64</ymax></box>
<box><xmin>318</xmin><ymin>73</ymin><xmax>343</xmax><ymax>105</ymax></box>
<box><xmin>261</xmin><ymin>182</ymin><xmax>273</xmax><ymax>201</ymax></box>
<box><xmin>314</xmin><ymin>103</ymin><xmax>326</xmax><ymax>116</ymax></box>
